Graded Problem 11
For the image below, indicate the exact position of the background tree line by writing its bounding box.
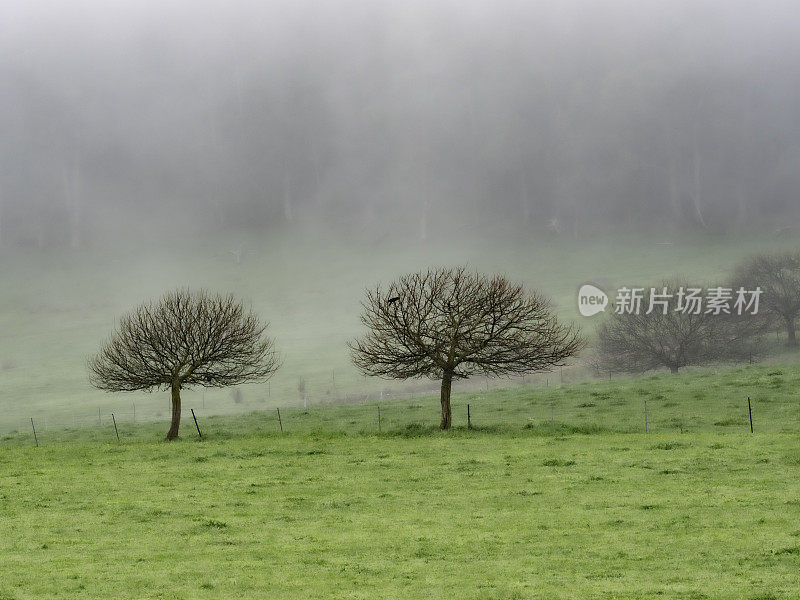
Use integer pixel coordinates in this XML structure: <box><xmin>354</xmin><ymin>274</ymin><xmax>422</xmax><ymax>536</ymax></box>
<box><xmin>2</xmin><ymin>0</ymin><xmax>800</xmax><ymax>250</ymax></box>
<box><xmin>596</xmin><ymin>251</ymin><xmax>800</xmax><ymax>375</ymax></box>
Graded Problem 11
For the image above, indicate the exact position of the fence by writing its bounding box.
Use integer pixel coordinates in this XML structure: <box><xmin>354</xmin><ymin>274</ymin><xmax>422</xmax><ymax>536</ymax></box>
<box><xmin>3</xmin><ymin>379</ymin><xmax>798</xmax><ymax>447</ymax></box>
<box><xmin>0</xmin><ymin>363</ymin><xmax>592</xmax><ymax>439</ymax></box>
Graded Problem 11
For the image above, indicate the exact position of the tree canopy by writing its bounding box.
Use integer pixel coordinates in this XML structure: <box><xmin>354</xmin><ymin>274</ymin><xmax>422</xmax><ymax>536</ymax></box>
<box><xmin>349</xmin><ymin>267</ymin><xmax>584</xmax><ymax>429</ymax></box>
<box><xmin>89</xmin><ymin>289</ymin><xmax>280</xmax><ymax>439</ymax></box>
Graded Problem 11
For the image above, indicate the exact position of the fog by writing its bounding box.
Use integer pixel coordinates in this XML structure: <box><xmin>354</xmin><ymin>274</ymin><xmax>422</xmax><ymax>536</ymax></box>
<box><xmin>2</xmin><ymin>0</ymin><xmax>800</xmax><ymax>250</ymax></box>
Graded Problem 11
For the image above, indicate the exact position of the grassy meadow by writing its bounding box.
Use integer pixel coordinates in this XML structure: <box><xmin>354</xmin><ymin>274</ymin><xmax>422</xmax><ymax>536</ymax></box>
<box><xmin>1</xmin><ymin>364</ymin><xmax>799</xmax><ymax>598</ymax></box>
<box><xmin>2</xmin><ymin>230</ymin><xmax>800</xmax><ymax>599</ymax></box>
<box><xmin>2</xmin><ymin>362</ymin><xmax>800</xmax><ymax>446</ymax></box>
<box><xmin>1</xmin><ymin>405</ymin><xmax>799</xmax><ymax>598</ymax></box>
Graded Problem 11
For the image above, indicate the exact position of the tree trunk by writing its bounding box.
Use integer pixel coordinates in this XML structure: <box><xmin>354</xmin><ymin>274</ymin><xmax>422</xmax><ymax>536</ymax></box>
<box><xmin>283</xmin><ymin>169</ymin><xmax>294</xmax><ymax>223</ymax></box>
<box><xmin>670</xmin><ymin>365</ymin><xmax>679</xmax><ymax>374</ymax></box>
<box><xmin>419</xmin><ymin>195</ymin><xmax>428</xmax><ymax>242</ymax></box>
<box><xmin>787</xmin><ymin>318</ymin><xmax>797</xmax><ymax>347</ymax></box>
<box><xmin>166</xmin><ymin>381</ymin><xmax>181</xmax><ymax>440</ymax></box>
<box><xmin>440</xmin><ymin>371</ymin><xmax>453</xmax><ymax>430</ymax></box>
<box><xmin>668</xmin><ymin>154</ymin><xmax>681</xmax><ymax>225</ymax></box>
<box><xmin>520</xmin><ymin>170</ymin><xmax>531</xmax><ymax>226</ymax></box>
<box><xmin>692</xmin><ymin>140</ymin><xmax>708</xmax><ymax>230</ymax></box>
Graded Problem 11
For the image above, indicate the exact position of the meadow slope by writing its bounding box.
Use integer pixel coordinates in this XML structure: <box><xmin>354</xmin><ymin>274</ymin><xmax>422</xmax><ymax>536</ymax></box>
<box><xmin>1</xmin><ymin>230</ymin><xmax>797</xmax><ymax>430</ymax></box>
<box><xmin>1</xmin><ymin>431</ymin><xmax>799</xmax><ymax>599</ymax></box>
<box><xmin>2</xmin><ymin>364</ymin><xmax>800</xmax><ymax>599</ymax></box>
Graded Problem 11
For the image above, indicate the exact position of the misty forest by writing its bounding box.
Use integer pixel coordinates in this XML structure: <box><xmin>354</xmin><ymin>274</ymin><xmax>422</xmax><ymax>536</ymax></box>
<box><xmin>3</xmin><ymin>0</ymin><xmax>800</xmax><ymax>246</ymax></box>
<box><xmin>2</xmin><ymin>2</ymin><xmax>800</xmax><ymax>599</ymax></box>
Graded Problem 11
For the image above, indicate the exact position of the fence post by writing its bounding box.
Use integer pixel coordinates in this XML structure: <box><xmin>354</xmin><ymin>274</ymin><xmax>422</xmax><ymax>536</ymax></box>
<box><xmin>191</xmin><ymin>408</ymin><xmax>202</xmax><ymax>438</ymax></box>
<box><xmin>378</xmin><ymin>405</ymin><xmax>381</xmax><ymax>432</ymax></box>
<box><xmin>30</xmin><ymin>418</ymin><xmax>38</xmax><ymax>447</ymax></box>
<box><xmin>644</xmin><ymin>399</ymin><xmax>648</xmax><ymax>433</ymax></box>
<box><xmin>112</xmin><ymin>413</ymin><xmax>120</xmax><ymax>442</ymax></box>
<box><xmin>277</xmin><ymin>408</ymin><xmax>283</xmax><ymax>433</ymax></box>
<box><xmin>748</xmin><ymin>397</ymin><xmax>753</xmax><ymax>433</ymax></box>
<box><xmin>467</xmin><ymin>404</ymin><xmax>471</xmax><ymax>429</ymax></box>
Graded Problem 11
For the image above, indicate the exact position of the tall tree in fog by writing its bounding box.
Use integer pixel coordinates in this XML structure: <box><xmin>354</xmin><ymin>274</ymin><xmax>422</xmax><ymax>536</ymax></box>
<box><xmin>349</xmin><ymin>267</ymin><xmax>584</xmax><ymax>429</ymax></box>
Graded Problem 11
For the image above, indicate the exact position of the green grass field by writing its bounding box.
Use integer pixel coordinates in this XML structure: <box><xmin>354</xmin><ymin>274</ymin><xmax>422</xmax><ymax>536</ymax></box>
<box><xmin>2</xmin><ymin>364</ymin><xmax>800</xmax><ymax>599</ymax></box>
<box><xmin>3</xmin><ymin>230</ymin><xmax>800</xmax><ymax>598</ymax></box>
<box><xmin>2</xmin><ymin>429</ymin><xmax>799</xmax><ymax>599</ymax></box>
<box><xmin>3</xmin><ymin>362</ymin><xmax>800</xmax><ymax>446</ymax></box>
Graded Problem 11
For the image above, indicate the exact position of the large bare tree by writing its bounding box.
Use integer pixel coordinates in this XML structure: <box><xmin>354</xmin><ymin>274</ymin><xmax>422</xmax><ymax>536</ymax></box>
<box><xmin>89</xmin><ymin>290</ymin><xmax>280</xmax><ymax>440</ymax></box>
<box><xmin>349</xmin><ymin>267</ymin><xmax>584</xmax><ymax>429</ymax></box>
<box><xmin>733</xmin><ymin>252</ymin><xmax>800</xmax><ymax>347</ymax></box>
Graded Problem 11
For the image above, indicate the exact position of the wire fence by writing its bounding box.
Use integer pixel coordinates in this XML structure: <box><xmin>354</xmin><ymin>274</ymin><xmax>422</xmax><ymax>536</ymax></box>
<box><xmin>0</xmin><ymin>364</ymin><xmax>589</xmax><ymax>438</ymax></box>
<box><xmin>3</xmin><ymin>380</ymin><xmax>798</xmax><ymax>447</ymax></box>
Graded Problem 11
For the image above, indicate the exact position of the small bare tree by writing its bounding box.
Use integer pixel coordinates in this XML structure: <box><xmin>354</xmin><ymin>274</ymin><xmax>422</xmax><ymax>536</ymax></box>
<box><xmin>597</xmin><ymin>281</ymin><xmax>761</xmax><ymax>374</ymax></box>
<box><xmin>733</xmin><ymin>252</ymin><xmax>800</xmax><ymax>347</ymax></box>
<box><xmin>89</xmin><ymin>290</ymin><xmax>280</xmax><ymax>440</ymax></box>
<box><xmin>349</xmin><ymin>267</ymin><xmax>584</xmax><ymax>429</ymax></box>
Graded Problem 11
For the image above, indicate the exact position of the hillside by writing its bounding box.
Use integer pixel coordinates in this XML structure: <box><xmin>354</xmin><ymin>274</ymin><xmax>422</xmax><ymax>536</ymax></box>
<box><xmin>1</xmin><ymin>230</ymin><xmax>797</xmax><ymax>433</ymax></box>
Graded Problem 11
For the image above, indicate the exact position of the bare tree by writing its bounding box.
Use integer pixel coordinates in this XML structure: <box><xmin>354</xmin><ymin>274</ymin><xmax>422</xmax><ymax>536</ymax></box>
<box><xmin>89</xmin><ymin>290</ymin><xmax>280</xmax><ymax>440</ymax></box>
<box><xmin>349</xmin><ymin>267</ymin><xmax>584</xmax><ymax>429</ymax></box>
<box><xmin>733</xmin><ymin>252</ymin><xmax>800</xmax><ymax>347</ymax></box>
<box><xmin>597</xmin><ymin>281</ymin><xmax>761</xmax><ymax>374</ymax></box>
